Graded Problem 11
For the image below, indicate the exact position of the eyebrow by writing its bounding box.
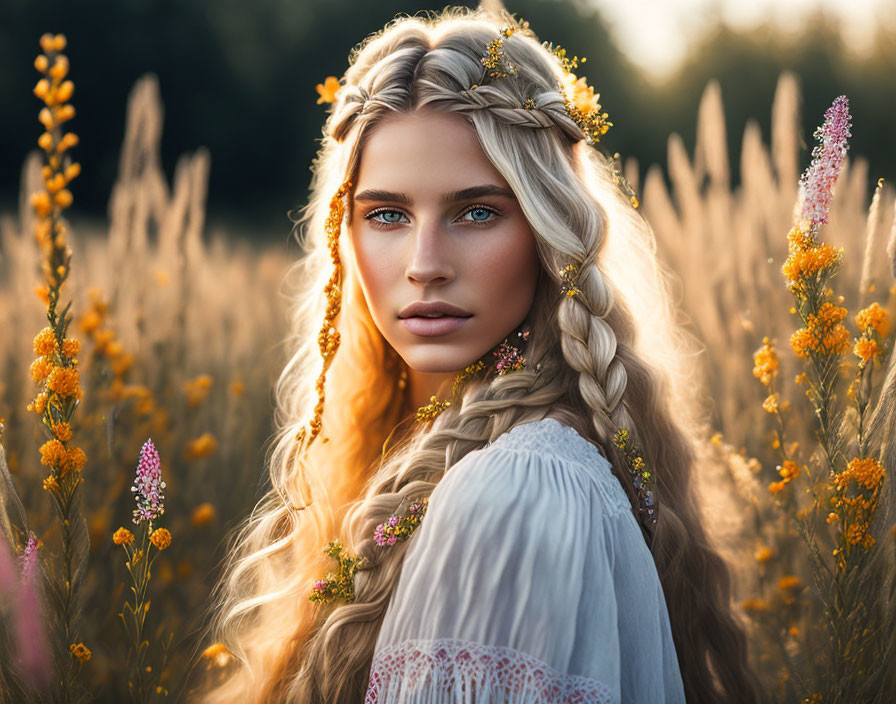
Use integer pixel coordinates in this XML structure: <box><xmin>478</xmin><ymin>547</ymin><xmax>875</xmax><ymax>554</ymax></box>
<box><xmin>353</xmin><ymin>184</ymin><xmax>516</xmax><ymax>204</ymax></box>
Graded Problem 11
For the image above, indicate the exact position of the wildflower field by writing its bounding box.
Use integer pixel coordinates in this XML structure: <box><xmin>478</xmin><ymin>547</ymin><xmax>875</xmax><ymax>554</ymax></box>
<box><xmin>2</xmin><ymin>34</ymin><xmax>896</xmax><ymax>703</ymax></box>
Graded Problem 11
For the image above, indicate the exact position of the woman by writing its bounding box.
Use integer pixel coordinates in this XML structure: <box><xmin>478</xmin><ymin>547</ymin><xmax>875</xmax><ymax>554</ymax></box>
<box><xmin>196</xmin><ymin>4</ymin><xmax>762</xmax><ymax>702</ymax></box>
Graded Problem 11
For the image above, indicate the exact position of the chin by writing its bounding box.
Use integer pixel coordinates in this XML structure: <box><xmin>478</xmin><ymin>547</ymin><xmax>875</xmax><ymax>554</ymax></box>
<box><xmin>398</xmin><ymin>345</ymin><xmax>484</xmax><ymax>374</ymax></box>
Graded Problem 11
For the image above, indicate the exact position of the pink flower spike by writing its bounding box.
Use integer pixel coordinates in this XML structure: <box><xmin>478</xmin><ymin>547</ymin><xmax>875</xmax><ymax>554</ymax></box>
<box><xmin>15</xmin><ymin>534</ymin><xmax>51</xmax><ymax>690</ymax></box>
<box><xmin>798</xmin><ymin>95</ymin><xmax>852</xmax><ymax>226</ymax></box>
<box><xmin>131</xmin><ymin>438</ymin><xmax>166</xmax><ymax>525</ymax></box>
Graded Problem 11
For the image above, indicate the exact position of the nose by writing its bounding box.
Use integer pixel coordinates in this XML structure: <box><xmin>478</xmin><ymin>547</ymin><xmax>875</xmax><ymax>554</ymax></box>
<box><xmin>405</xmin><ymin>218</ymin><xmax>455</xmax><ymax>286</ymax></box>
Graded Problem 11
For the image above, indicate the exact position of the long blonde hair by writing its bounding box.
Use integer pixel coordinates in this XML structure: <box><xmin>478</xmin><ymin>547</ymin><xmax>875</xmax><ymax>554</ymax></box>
<box><xmin>194</xmin><ymin>5</ymin><xmax>763</xmax><ymax>702</ymax></box>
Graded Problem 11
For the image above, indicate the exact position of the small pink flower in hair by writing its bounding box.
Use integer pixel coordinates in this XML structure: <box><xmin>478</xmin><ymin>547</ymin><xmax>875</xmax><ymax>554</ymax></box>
<box><xmin>374</xmin><ymin>498</ymin><xmax>429</xmax><ymax>548</ymax></box>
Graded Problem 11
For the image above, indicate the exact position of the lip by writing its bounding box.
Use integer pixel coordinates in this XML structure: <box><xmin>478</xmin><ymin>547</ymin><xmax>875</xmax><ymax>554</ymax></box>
<box><xmin>398</xmin><ymin>301</ymin><xmax>473</xmax><ymax>319</ymax></box>
<box><xmin>401</xmin><ymin>316</ymin><xmax>471</xmax><ymax>337</ymax></box>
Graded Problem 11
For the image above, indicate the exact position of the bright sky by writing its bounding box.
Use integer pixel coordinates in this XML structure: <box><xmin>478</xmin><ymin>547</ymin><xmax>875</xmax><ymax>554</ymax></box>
<box><xmin>589</xmin><ymin>0</ymin><xmax>893</xmax><ymax>81</ymax></box>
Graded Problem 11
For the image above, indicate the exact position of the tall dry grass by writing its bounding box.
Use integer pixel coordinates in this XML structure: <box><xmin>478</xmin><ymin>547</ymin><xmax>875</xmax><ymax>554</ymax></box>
<box><xmin>639</xmin><ymin>73</ymin><xmax>896</xmax><ymax>700</ymax></box>
<box><xmin>0</xmin><ymin>72</ymin><xmax>290</xmax><ymax>700</ymax></box>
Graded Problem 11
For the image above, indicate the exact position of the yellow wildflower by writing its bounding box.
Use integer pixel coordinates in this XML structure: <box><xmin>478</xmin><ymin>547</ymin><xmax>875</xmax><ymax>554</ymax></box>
<box><xmin>186</xmin><ymin>433</ymin><xmax>218</xmax><ymax>460</ymax></box>
<box><xmin>769</xmin><ymin>480</ymin><xmax>787</xmax><ymax>494</ymax></box>
<box><xmin>69</xmin><ymin>642</ymin><xmax>91</xmax><ymax>663</ymax></box>
<box><xmin>52</xmin><ymin>421</ymin><xmax>72</xmax><ymax>442</ymax></box>
<box><xmin>826</xmin><ymin>512</ymin><xmax>839</xmax><ymax>524</ymax></box>
<box><xmin>29</xmin><ymin>357</ymin><xmax>54</xmax><ymax>382</ymax></box>
<box><xmin>80</xmin><ymin>310</ymin><xmax>102</xmax><ymax>334</ymax></box>
<box><xmin>854</xmin><ymin>302</ymin><xmax>890</xmax><ymax>338</ymax></box>
<box><xmin>762</xmin><ymin>393</ymin><xmax>779</xmax><ymax>414</ymax></box>
<box><xmin>853</xmin><ymin>337</ymin><xmax>879</xmax><ymax>366</ymax></box>
<box><xmin>113</xmin><ymin>527</ymin><xmax>135</xmax><ymax>545</ymax></box>
<box><xmin>790</xmin><ymin>328</ymin><xmax>815</xmax><ymax>358</ymax></box>
<box><xmin>61</xmin><ymin>338</ymin><xmax>80</xmax><ymax>358</ymax></box>
<box><xmin>754</xmin><ymin>545</ymin><xmax>773</xmax><ymax>562</ymax></box>
<box><xmin>710</xmin><ymin>432</ymin><xmax>722</xmax><ymax>446</ymax></box>
<box><xmin>67</xmin><ymin>446</ymin><xmax>86</xmax><ymax>473</ymax></box>
<box><xmin>191</xmin><ymin>503</ymin><xmax>217</xmax><ymax>527</ymax></box>
<box><xmin>778</xmin><ymin>460</ymin><xmax>800</xmax><ymax>481</ymax></box>
<box><xmin>33</xmin><ymin>327</ymin><xmax>58</xmax><ymax>356</ymax></box>
<box><xmin>778</xmin><ymin>575</ymin><xmax>801</xmax><ymax>590</ymax></box>
<box><xmin>150</xmin><ymin>528</ymin><xmax>172</xmax><ymax>551</ymax></box>
<box><xmin>752</xmin><ymin>337</ymin><xmax>778</xmax><ymax>385</ymax></box>
<box><xmin>834</xmin><ymin>457</ymin><xmax>885</xmax><ymax>493</ymax></box>
<box><xmin>43</xmin><ymin>476</ymin><xmax>59</xmax><ymax>491</ymax></box>
<box><xmin>781</xmin><ymin>242</ymin><xmax>842</xmax><ymax>285</ymax></box>
<box><xmin>862</xmin><ymin>532</ymin><xmax>876</xmax><ymax>549</ymax></box>
<box><xmin>184</xmin><ymin>374</ymin><xmax>213</xmax><ymax>406</ymax></box>
<box><xmin>741</xmin><ymin>598</ymin><xmax>771</xmax><ymax>612</ymax></box>
<box><xmin>315</xmin><ymin>76</ymin><xmax>341</xmax><ymax>104</ymax></box>
<box><xmin>39</xmin><ymin>439</ymin><xmax>66</xmax><ymax>468</ymax></box>
<box><xmin>845</xmin><ymin>522</ymin><xmax>867</xmax><ymax>545</ymax></box>
<box><xmin>46</xmin><ymin>366</ymin><xmax>82</xmax><ymax>398</ymax></box>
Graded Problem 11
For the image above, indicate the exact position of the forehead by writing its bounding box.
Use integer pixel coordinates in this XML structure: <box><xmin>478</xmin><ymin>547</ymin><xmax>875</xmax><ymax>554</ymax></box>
<box><xmin>355</xmin><ymin>110</ymin><xmax>510</xmax><ymax>193</ymax></box>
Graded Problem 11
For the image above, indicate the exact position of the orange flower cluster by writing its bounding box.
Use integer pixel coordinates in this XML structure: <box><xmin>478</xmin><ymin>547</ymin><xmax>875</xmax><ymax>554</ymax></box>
<box><xmin>81</xmin><ymin>288</ymin><xmax>133</xmax><ymax>377</ymax></box>
<box><xmin>854</xmin><ymin>301</ymin><xmax>891</xmax><ymax>338</ymax></box>
<box><xmin>830</xmin><ymin>457</ymin><xmax>886</xmax><ymax>560</ymax></box>
<box><xmin>752</xmin><ymin>336</ymin><xmax>778</xmax><ymax>386</ymax></box>
<box><xmin>32</xmin><ymin>33</ymin><xmax>80</xmax><ymax>290</ymax></box>
<box><xmin>184</xmin><ymin>374</ymin><xmax>213</xmax><ymax>407</ymax></box>
<box><xmin>113</xmin><ymin>527</ymin><xmax>135</xmax><ymax>545</ymax></box>
<box><xmin>778</xmin><ymin>574</ymin><xmax>802</xmax><ymax>605</ymax></box>
<box><xmin>69</xmin><ymin>642</ymin><xmax>91</xmax><ymax>663</ymax></box>
<box><xmin>39</xmin><ymin>438</ymin><xmax>86</xmax><ymax>478</ymax></box>
<box><xmin>769</xmin><ymin>460</ymin><xmax>801</xmax><ymax>494</ymax></box>
<box><xmin>315</xmin><ymin>75</ymin><xmax>341</xmax><ymax>104</ymax></box>
<box><xmin>790</xmin><ymin>302</ymin><xmax>850</xmax><ymax>358</ymax></box>
<box><xmin>149</xmin><ymin>527</ymin><xmax>172</xmax><ymax>551</ymax></box>
<box><xmin>185</xmin><ymin>432</ymin><xmax>218</xmax><ymax>460</ymax></box>
<box><xmin>853</xmin><ymin>337</ymin><xmax>879</xmax><ymax>366</ymax></box>
<box><xmin>781</xmin><ymin>222</ymin><xmax>843</xmax><ymax>292</ymax></box>
<box><xmin>191</xmin><ymin>502</ymin><xmax>217</xmax><ymax>527</ymax></box>
<box><xmin>852</xmin><ymin>301</ymin><xmax>890</xmax><ymax>368</ymax></box>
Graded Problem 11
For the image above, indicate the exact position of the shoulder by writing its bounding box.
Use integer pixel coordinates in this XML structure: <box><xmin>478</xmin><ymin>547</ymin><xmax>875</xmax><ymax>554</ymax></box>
<box><xmin>432</xmin><ymin>417</ymin><xmax>631</xmax><ymax>520</ymax></box>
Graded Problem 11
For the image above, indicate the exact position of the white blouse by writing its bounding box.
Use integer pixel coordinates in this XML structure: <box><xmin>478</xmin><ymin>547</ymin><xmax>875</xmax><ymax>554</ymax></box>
<box><xmin>364</xmin><ymin>417</ymin><xmax>686</xmax><ymax>703</ymax></box>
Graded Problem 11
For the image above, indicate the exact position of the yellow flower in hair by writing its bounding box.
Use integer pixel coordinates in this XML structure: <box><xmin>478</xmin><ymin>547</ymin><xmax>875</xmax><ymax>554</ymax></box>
<box><xmin>564</xmin><ymin>73</ymin><xmax>600</xmax><ymax>115</ymax></box>
<box><xmin>316</xmin><ymin>76</ymin><xmax>341</xmax><ymax>104</ymax></box>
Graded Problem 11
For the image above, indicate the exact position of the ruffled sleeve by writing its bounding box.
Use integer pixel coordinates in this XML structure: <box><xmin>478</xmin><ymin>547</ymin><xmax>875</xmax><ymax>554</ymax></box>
<box><xmin>365</xmin><ymin>421</ymin><xmax>685</xmax><ymax>704</ymax></box>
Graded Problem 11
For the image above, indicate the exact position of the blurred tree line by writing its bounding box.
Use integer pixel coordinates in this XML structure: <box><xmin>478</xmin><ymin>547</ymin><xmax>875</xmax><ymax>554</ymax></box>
<box><xmin>0</xmin><ymin>0</ymin><xmax>893</xmax><ymax>238</ymax></box>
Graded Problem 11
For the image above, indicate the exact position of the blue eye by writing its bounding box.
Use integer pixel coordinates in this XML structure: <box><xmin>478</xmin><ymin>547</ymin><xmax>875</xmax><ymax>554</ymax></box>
<box><xmin>465</xmin><ymin>207</ymin><xmax>493</xmax><ymax>222</ymax></box>
<box><xmin>365</xmin><ymin>208</ymin><xmax>408</xmax><ymax>226</ymax></box>
<box><xmin>363</xmin><ymin>204</ymin><xmax>500</xmax><ymax>229</ymax></box>
<box><xmin>459</xmin><ymin>205</ymin><xmax>499</xmax><ymax>225</ymax></box>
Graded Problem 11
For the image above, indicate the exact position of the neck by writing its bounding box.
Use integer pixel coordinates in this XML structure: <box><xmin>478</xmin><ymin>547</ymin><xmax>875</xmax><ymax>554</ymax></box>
<box><xmin>407</xmin><ymin>369</ymin><xmax>456</xmax><ymax>412</ymax></box>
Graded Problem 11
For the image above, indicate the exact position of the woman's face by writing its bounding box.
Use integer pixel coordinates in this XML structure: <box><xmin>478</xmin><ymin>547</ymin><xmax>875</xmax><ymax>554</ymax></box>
<box><xmin>347</xmin><ymin>109</ymin><xmax>541</xmax><ymax>381</ymax></box>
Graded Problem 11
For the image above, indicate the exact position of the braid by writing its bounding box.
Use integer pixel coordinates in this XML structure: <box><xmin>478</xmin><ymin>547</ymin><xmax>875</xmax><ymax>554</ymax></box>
<box><xmin>556</xmin><ymin>260</ymin><xmax>634</xmax><ymax>446</ymax></box>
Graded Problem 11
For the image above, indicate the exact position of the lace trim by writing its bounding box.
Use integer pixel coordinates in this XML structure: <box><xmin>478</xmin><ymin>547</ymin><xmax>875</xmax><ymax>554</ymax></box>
<box><xmin>365</xmin><ymin>638</ymin><xmax>615</xmax><ymax>704</ymax></box>
<box><xmin>489</xmin><ymin>418</ymin><xmax>631</xmax><ymax>517</ymax></box>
